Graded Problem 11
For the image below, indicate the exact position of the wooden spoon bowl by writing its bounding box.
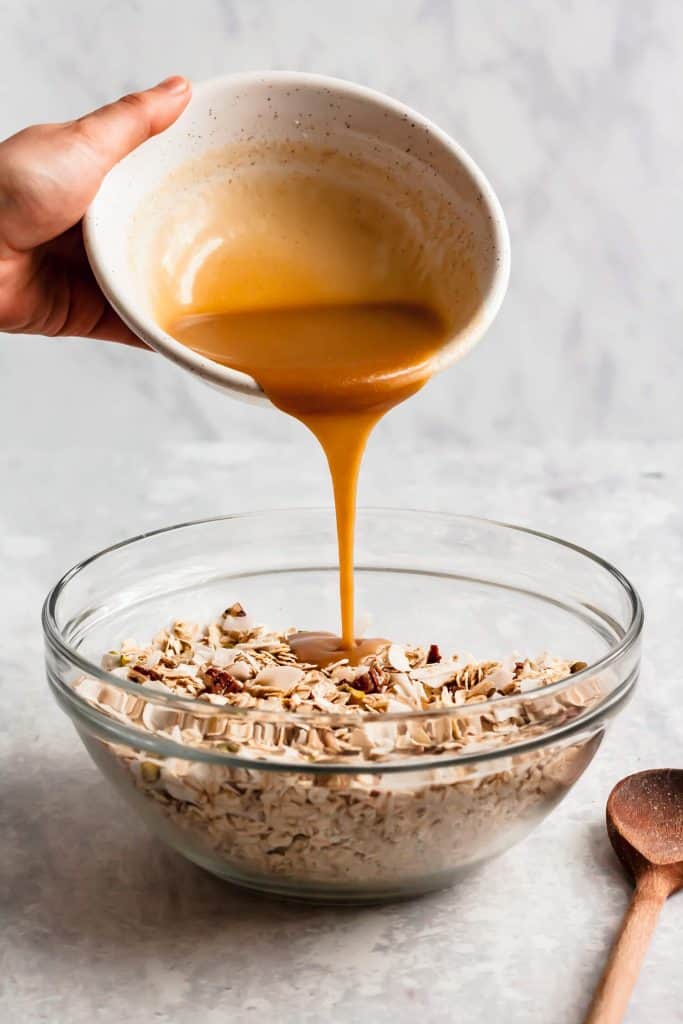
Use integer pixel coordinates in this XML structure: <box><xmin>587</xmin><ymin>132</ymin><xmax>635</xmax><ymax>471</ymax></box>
<box><xmin>585</xmin><ymin>769</ymin><xmax>683</xmax><ymax>1024</ymax></box>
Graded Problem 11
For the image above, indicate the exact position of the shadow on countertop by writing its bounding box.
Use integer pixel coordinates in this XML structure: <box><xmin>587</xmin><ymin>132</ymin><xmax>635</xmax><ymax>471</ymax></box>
<box><xmin>0</xmin><ymin>759</ymin><xmax>408</xmax><ymax>965</ymax></box>
<box><xmin>0</xmin><ymin>754</ymin><xmax>640</xmax><ymax>1024</ymax></box>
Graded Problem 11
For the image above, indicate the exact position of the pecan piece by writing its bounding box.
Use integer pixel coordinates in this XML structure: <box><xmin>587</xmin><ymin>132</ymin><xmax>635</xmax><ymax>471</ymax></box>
<box><xmin>426</xmin><ymin>644</ymin><xmax>441</xmax><ymax>664</ymax></box>
<box><xmin>353</xmin><ymin>663</ymin><xmax>387</xmax><ymax>694</ymax></box>
<box><xmin>128</xmin><ymin>663</ymin><xmax>163</xmax><ymax>683</ymax></box>
<box><xmin>203</xmin><ymin>666</ymin><xmax>244</xmax><ymax>695</ymax></box>
<box><xmin>224</xmin><ymin>602</ymin><xmax>247</xmax><ymax>618</ymax></box>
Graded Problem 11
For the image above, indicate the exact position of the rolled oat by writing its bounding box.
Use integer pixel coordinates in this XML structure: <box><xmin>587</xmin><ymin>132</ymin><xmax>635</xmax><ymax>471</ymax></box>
<box><xmin>75</xmin><ymin>607</ymin><xmax>602</xmax><ymax>892</ymax></box>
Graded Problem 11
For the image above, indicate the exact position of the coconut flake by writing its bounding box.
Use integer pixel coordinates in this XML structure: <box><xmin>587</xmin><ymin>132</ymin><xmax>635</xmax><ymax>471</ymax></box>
<box><xmin>385</xmin><ymin>697</ymin><xmax>411</xmax><ymax>713</ymax></box>
<box><xmin>192</xmin><ymin>644</ymin><xmax>214</xmax><ymax>663</ymax></box>
<box><xmin>142</xmin><ymin>703</ymin><xmax>179</xmax><ymax>732</ymax></box>
<box><xmin>228</xmin><ymin>660</ymin><xmax>254</xmax><ymax>682</ymax></box>
<box><xmin>311</xmin><ymin>681</ymin><xmax>342</xmax><ymax>713</ymax></box>
<box><xmin>486</xmin><ymin>665</ymin><xmax>514</xmax><ymax>690</ymax></box>
<box><xmin>391</xmin><ymin>672</ymin><xmax>423</xmax><ymax>706</ymax></box>
<box><xmin>163</xmin><ymin>662</ymin><xmax>199</xmax><ymax>678</ymax></box>
<box><xmin>501</xmin><ymin>652</ymin><xmax>521</xmax><ymax>674</ymax></box>
<box><xmin>75</xmin><ymin>677</ymin><xmax>102</xmax><ymax>702</ymax></box>
<box><xmin>411</xmin><ymin>664</ymin><xmax>458</xmax><ymax>688</ymax></box>
<box><xmin>386</xmin><ymin>644</ymin><xmax>411</xmax><ymax>671</ymax></box>
<box><xmin>160</xmin><ymin>662</ymin><xmax>198</xmax><ymax>679</ymax></box>
<box><xmin>332</xmin><ymin>664</ymin><xmax>369</xmax><ymax>684</ymax></box>
<box><xmin>203</xmin><ymin>692</ymin><xmax>230</xmax><ymax>706</ymax></box>
<box><xmin>490</xmin><ymin>705</ymin><xmax>519</xmax><ymax>722</ymax></box>
<box><xmin>211</xmin><ymin>647</ymin><xmax>237</xmax><ymax>668</ymax></box>
<box><xmin>457</xmin><ymin>651</ymin><xmax>478</xmax><ymax>667</ymax></box>
<box><xmin>163</xmin><ymin>778</ymin><xmax>202</xmax><ymax>804</ymax></box>
<box><xmin>254</xmin><ymin>665</ymin><xmax>305</xmax><ymax>693</ymax></box>
<box><xmin>222</xmin><ymin>611</ymin><xmax>254</xmax><ymax>634</ymax></box>
<box><xmin>98</xmin><ymin>685</ymin><xmax>129</xmax><ymax>712</ymax></box>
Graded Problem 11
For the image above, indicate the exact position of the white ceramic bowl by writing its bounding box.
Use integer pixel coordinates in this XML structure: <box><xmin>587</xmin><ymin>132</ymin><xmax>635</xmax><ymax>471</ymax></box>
<box><xmin>84</xmin><ymin>71</ymin><xmax>511</xmax><ymax>403</ymax></box>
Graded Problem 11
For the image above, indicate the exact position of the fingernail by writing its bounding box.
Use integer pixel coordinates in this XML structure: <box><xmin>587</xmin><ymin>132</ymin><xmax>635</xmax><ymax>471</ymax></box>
<box><xmin>156</xmin><ymin>75</ymin><xmax>190</xmax><ymax>95</ymax></box>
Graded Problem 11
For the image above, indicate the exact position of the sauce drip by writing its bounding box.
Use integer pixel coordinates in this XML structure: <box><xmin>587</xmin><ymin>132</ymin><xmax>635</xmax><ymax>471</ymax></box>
<box><xmin>169</xmin><ymin>301</ymin><xmax>447</xmax><ymax>653</ymax></box>
<box><xmin>149</xmin><ymin>142</ymin><xmax>479</xmax><ymax>666</ymax></box>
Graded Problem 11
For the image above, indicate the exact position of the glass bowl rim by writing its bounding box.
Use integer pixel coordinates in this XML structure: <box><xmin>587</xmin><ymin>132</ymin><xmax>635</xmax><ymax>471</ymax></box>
<box><xmin>43</xmin><ymin>507</ymin><xmax>643</xmax><ymax>746</ymax></box>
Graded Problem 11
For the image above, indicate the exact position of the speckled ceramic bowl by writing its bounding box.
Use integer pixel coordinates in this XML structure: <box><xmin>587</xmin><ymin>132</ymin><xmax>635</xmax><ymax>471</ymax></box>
<box><xmin>83</xmin><ymin>71</ymin><xmax>510</xmax><ymax>403</ymax></box>
<box><xmin>43</xmin><ymin>510</ymin><xmax>642</xmax><ymax>902</ymax></box>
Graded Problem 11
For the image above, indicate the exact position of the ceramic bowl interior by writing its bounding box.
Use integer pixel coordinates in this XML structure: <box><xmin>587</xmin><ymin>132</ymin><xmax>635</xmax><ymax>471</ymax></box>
<box><xmin>84</xmin><ymin>71</ymin><xmax>510</xmax><ymax>401</ymax></box>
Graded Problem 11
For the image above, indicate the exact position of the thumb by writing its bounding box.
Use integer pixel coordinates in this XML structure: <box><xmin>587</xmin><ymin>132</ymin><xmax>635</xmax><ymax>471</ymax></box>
<box><xmin>74</xmin><ymin>76</ymin><xmax>192</xmax><ymax>173</ymax></box>
<box><xmin>0</xmin><ymin>77</ymin><xmax>191</xmax><ymax>253</ymax></box>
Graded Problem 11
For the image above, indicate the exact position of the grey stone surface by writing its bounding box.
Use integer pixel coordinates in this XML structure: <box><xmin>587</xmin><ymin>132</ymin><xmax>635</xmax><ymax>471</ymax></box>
<box><xmin>1</xmin><ymin>438</ymin><xmax>681</xmax><ymax>1023</ymax></box>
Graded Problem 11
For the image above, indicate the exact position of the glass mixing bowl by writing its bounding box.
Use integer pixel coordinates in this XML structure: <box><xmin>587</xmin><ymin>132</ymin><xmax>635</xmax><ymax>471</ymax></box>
<box><xmin>43</xmin><ymin>510</ymin><xmax>642</xmax><ymax>902</ymax></box>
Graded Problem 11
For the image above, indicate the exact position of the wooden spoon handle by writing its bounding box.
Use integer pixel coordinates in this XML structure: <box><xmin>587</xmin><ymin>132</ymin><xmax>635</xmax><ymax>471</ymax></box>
<box><xmin>584</xmin><ymin>873</ymin><xmax>669</xmax><ymax>1024</ymax></box>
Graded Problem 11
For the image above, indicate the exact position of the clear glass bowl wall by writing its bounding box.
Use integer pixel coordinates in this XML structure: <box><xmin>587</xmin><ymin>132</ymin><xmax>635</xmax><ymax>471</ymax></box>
<box><xmin>44</xmin><ymin>510</ymin><xmax>642</xmax><ymax>902</ymax></box>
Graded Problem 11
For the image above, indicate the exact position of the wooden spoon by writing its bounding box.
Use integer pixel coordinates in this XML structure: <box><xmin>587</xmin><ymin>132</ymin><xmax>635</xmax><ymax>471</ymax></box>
<box><xmin>584</xmin><ymin>769</ymin><xmax>683</xmax><ymax>1024</ymax></box>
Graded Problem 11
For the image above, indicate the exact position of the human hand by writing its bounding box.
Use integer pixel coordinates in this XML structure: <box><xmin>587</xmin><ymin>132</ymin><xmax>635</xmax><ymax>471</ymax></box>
<box><xmin>0</xmin><ymin>76</ymin><xmax>191</xmax><ymax>346</ymax></box>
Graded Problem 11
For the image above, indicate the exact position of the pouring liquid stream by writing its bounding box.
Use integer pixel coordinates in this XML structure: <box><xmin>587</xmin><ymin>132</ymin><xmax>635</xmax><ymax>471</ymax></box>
<box><xmin>153</xmin><ymin>143</ymin><xmax>480</xmax><ymax>666</ymax></box>
<box><xmin>168</xmin><ymin>300</ymin><xmax>448</xmax><ymax>665</ymax></box>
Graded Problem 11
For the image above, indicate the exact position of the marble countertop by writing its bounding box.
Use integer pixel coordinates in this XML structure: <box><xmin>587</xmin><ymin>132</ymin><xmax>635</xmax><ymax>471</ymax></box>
<box><xmin>1</xmin><ymin>437</ymin><xmax>681</xmax><ymax>1023</ymax></box>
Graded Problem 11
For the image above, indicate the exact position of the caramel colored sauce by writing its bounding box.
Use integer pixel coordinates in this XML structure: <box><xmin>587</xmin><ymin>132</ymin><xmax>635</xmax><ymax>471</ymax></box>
<box><xmin>288</xmin><ymin>631</ymin><xmax>389</xmax><ymax>669</ymax></box>
<box><xmin>151</xmin><ymin>142</ymin><xmax>478</xmax><ymax>665</ymax></box>
<box><xmin>169</xmin><ymin>301</ymin><xmax>447</xmax><ymax>652</ymax></box>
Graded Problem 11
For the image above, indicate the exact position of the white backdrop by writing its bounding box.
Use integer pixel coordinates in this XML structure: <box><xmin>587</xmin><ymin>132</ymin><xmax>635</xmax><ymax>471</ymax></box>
<box><xmin>1</xmin><ymin>0</ymin><xmax>682</xmax><ymax>452</ymax></box>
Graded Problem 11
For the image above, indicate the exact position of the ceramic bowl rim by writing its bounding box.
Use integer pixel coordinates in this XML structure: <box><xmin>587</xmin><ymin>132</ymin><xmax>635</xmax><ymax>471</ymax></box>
<box><xmin>83</xmin><ymin>70</ymin><xmax>511</xmax><ymax>402</ymax></box>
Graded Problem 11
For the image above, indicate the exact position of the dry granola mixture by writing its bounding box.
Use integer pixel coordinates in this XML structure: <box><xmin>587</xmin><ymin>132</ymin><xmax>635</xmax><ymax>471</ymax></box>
<box><xmin>75</xmin><ymin>605</ymin><xmax>601</xmax><ymax>891</ymax></box>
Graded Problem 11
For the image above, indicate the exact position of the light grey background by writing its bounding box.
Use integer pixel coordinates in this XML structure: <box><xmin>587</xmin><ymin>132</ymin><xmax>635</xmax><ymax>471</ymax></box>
<box><xmin>2</xmin><ymin>0</ymin><xmax>683</xmax><ymax>452</ymax></box>
<box><xmin>1</xmin><ymin>3</ymin><xmax>682</xmax><ymax>1023</ymax></box>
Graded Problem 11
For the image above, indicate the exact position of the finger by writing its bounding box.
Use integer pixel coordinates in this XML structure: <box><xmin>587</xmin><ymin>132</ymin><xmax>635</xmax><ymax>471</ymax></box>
<box><xmin>0</xmin><ymin>226</ymin><xmax>150</xmax><ymax>346</ymax></box>
<box><xmin>0</xmin><ymin>77</ymin><xmax>191</xmax><ymax>253</ymax></box>
<box><xmin>74</xmin><ymin>76</ymin><xmax>191</xmax><ymax>174</ymax></box>
<box><xmin>87</xmin><ymin>306</ymin><xmax>151</xmax><ymax>348</ymax></box>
